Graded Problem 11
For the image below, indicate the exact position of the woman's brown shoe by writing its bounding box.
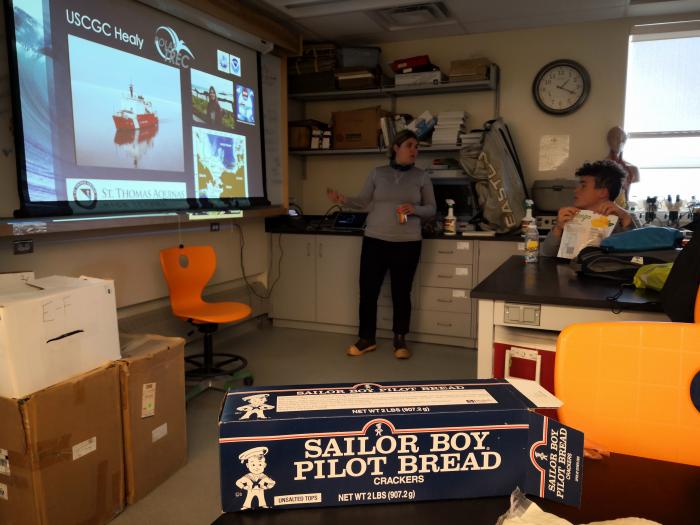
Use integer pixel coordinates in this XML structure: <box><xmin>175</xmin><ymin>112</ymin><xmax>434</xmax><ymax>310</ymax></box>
<box><xmin>393</xmin><ymin>335</ymin><xmax>411</xmax><ymax>359</ymax></box>
<box><xmin>347</xmin><ymin>338</ymin><xmax>377</xmax><ymax>356</ymax></box>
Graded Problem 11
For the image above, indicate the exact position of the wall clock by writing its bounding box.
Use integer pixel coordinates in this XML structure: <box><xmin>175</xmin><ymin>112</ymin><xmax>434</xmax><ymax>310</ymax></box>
<box><xmin>532</xmin><ymin>59</ymin><xmax>590</xmax><ymax>115</ymax></box>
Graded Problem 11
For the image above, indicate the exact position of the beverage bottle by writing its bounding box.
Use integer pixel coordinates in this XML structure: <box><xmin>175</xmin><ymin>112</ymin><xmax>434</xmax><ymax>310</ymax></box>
<box><xmin>520</xmin><ymin>199</ymin><xmax>535</xmax><ymax>235</ymax></box>
<box><xmin>524</xmin><ymin>221</ymin><xmax>539</xmax><ymax>263</ymax></box>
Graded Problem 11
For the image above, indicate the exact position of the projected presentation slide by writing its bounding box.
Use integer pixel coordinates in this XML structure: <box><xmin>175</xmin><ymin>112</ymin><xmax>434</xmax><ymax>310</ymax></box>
<box><xmin>9</xmin><ymin>0</ymin><xmax>266</xmax><ymax>214</ymax></box>
<box><xmin>69</xmin><ymin>35</ymin><xmax>184</xmax><ymax>171</ymax></box>
<box><xmin>192</xmin><ymin>127</ymin><xmax>247</xmax><ymax>199</ymax></box>
<box><xmin>191</xmin><ymin>69</ymin><xmax>235</xmax><ymax>130</ymax></box>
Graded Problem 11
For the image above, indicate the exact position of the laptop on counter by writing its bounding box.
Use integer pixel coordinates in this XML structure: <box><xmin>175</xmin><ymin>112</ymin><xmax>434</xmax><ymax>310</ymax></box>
<box><xmin>332</xmin><ymin>212</ymin><xmax>367</xmax><ymax>232</ymax></box>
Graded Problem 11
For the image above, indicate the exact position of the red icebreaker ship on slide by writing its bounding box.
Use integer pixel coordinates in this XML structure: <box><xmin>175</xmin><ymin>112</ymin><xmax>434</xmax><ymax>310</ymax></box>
<box><xmin>112</xmin><ymin>83</ymin><xmax>158</xmax><ymax>130</ymax></box>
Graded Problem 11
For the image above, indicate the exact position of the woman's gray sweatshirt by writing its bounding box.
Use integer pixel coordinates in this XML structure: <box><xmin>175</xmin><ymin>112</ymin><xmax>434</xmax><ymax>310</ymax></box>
<box><xmin>343</xmin><ymin>165</ymin><xmax>436</xmax><ymax>242</ymax></box>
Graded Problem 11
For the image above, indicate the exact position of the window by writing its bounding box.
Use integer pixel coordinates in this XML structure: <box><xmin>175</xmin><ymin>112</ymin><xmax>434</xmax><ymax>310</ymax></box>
<box><xmin>623</xmin><ymin>23</ymin><xmax>700</xmax><ymax>208</ymax></box>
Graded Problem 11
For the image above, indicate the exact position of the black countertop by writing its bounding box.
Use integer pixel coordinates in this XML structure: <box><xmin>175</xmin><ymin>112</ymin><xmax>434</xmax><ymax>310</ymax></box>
<box><xmin>265</xmin><ymin>215</ymin><xmax>522</xmax><ymax>241</ymax></box>
<box><xmin>471</xmin><ymin>255</ymin><xmax>664</xmax><ymax>312</ymax></box>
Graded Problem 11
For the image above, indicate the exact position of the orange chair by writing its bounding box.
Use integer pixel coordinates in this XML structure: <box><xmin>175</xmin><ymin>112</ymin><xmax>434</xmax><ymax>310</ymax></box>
<box><xmin>554</xmin><ymin>293</ymin><xmax>700</xmax><ymax>466</ymax></box>
<box><xmin>160</xmin><ymin>245</ymin><xmax>253</xmax><ymax>391</ymax></box>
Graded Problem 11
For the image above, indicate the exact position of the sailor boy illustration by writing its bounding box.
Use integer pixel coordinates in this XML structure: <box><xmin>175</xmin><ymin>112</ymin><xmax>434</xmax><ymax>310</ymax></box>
<box><xmin>236</xmin><ymin>393</ymin><xmax>274</xmax><ymax>420</ymax></box>
<box><xmin>235</xmin><ymin>446</ymin><xmax>276</xmax><ymax>510</ymax></box>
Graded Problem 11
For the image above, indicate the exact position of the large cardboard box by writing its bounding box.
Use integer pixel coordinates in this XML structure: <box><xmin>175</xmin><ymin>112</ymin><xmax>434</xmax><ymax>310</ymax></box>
<box><xmin>0</xmin><ymin>363</ymin><xmax>124</xmax><ymax>525</ymax></box>
<box><xmin>218</xmin><ymin>379</ymin><xmax>584</xmax><ymax>512</ymax></box>
<box><xmin>119</xmin><ymin>333</ymin><xmax>188</xmax><ymax>504</ymax></box>
<box><xmin>0</xmin><ymin>275</ymin><xmax>121</xmax><ymax>399</ymax></box>
<box><xmin>332</xmin><ymin>107</ymin><xmax>389</xmax><ymax>149</ymax></box>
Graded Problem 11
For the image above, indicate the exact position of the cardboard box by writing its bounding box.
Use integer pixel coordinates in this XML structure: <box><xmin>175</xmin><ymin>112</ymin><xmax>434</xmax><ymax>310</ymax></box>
<box><xmin>0</xmin><ymin>363</ymin><xmax>124</xmax><ymax>525</ymax></box>
<box><xmin>448</xmin><ymin>58</ymin><xmax>491</xmax><ymax>81</ymax></box>
<box><xmin>0</xmin><ymin>275</ymin><xmax>121</xmax><ymax>399</ymax></box>
<box><xmin>288</xmin><ymin>120</ymin><xmax>328</xmax><ymax>150</ymax></box>
<box><xmin>332</xmin><ymin>107</ymin><xmax>389</xmax><ymax>149</ymax></box>
<box><xmin>394</xmin><ymin>70</ymin><xmax>444</xmax><ymax>86</ymax></box>
<box><xmin>218</xmin><ymin>379</ymin><xmax>584</xmax><ymax>512</ymax></box>
<box><xmin>119</xmin><ymin>333</ymin><xmax>188</xmax><ymax>504</ymax></box>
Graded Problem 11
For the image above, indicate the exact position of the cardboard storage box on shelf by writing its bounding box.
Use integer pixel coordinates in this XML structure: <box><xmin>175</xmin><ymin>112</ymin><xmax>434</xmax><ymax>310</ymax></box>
<box><xmin>218</xmin><ymin>379</ymin><xmax>584</xmax><ymax>512</ymax></box>
<box><xmin>448</xmin><ymin>58</ymin><xmax>491</xmax><ymax>82</ymax></box>
<box><xmin>0</xmin><ymin>275</ymin><xmax>121</xmax><ymax>399</ymax></box>
<box><xmin>288</xmin><ymin>119</ymin><xmax>328</xmax><ymax>150</ymax></box>
<box><xmin>394</xmin><ymin>70</ymin><xmax>444</xmax><ymax>87</ymax></box>
<box><xmin>332</xmin><ymin>107</ymin><xmax>390</xmax><ymax>149</ymax></box>
<box><xmin>119</xmin><ymin>333</ymin><xmax>188</xmax><ymax>504</ymax></box>
<box><xmin>0</xmin><ymin>363</ymin><xmax>124</xmax><ymax>525</ymax></box>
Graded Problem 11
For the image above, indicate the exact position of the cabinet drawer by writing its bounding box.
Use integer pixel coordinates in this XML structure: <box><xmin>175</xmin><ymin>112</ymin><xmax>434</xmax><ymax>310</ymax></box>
<box><xmin>378</xmin><ymin>279</ymin><xmax>419</xmax><ymax>307</ymax></box>
<box><xmin>418</xmin><ymin>286</ymin><xmax>471</xmax><ymax>313</ymax></box>
<box><xmin>413</xmin><ymin>310</ymin><xmax>471</xmax><ymax>338</ymax></box>
<box><xmin>420</xmin><ymin>263</ymin><xmax>472</xmax><ymax>289</ymax></box>
<box><xmin>421</xmin><ymin>239</ymin><xmax>473</xmax><ymax>264</ymax></box>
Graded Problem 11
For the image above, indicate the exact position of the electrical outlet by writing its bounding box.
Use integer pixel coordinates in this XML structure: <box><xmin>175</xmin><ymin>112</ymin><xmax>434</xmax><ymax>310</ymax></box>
<box><xmin>210</xmin><ymin>222</ymin><xmax>220</xmax><ymax>232</ymax></box>
<box><xmin>13</xmin><ymin>239</ymin><xmax>34</xmax><ymax>255</ymax></box>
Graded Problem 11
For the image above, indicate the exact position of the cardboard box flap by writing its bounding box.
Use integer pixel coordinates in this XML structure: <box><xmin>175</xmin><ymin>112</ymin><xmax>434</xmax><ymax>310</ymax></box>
<box><xmin>119</xmin><ymin>333</ymin><xmax>185</xmax><ymax>360</ymax></box>
<box><xmin>0</xmin><ymin>275</ymin><xmax>113</xmax><ymax>303</ymax></box>
<box><xmin>523</xmin><ymin>413</ymin><xmax>584</xmax><ymax>506</ymax></box>
<box><xmin>0</xmin><ymin>397</ymin><xmax>29</xmax><ymax>455</ymax></box>
<box><xmin>221</xmin><ymin>380</ymin><xmax>538</xmax><ymax>425</ymax></box>
<box><xmin>507</xmin><ymin>378</ymin><xmax>563</xmax><ymax>409</ymax></box>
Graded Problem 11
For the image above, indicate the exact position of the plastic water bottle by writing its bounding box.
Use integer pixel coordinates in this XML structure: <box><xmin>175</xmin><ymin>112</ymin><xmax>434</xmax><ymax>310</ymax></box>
<box><xmin>524</xmin><ymin>221</ymin><xmax>539</xmax><ymax>263</ymax></box>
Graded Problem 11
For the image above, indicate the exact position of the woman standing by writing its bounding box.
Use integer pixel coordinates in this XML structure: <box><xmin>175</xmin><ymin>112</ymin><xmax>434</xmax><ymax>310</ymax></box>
<box><xmin>327</xmin><ymin>130</ymin><xmax>436</xmax><ymax>359</ymax></box>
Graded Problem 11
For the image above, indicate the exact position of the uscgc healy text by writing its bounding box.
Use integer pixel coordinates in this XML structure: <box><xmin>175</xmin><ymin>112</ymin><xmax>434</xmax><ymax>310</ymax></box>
<box><xmin>66</xmin><ymin>10</ymin><xmax>144</xmax><ymax>50</ymax></box>
<box><xmin>294</xmin><ymin>431</ymin><xmax>501</xmax><ymax>481</ymax></box>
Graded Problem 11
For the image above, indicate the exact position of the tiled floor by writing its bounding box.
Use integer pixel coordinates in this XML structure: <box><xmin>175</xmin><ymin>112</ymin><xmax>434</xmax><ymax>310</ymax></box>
<box><xmin>111</xmin><ymin>324</ymin><xmax>476</xmax><ymax>525</ymax></box>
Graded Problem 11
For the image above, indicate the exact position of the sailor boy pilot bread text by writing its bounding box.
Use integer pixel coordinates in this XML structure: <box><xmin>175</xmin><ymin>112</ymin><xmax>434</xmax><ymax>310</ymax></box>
<box><xmin>219</xmin><ymin>380</ymin><xmax>584</xmax><ymax>512</ymax></box>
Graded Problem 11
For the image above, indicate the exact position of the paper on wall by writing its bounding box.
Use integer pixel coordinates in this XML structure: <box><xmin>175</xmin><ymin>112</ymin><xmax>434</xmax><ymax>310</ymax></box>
<box><xmin>557</xmin><ymin>210</ymin><xmax>618</xmax><ymax>259</ymax></box>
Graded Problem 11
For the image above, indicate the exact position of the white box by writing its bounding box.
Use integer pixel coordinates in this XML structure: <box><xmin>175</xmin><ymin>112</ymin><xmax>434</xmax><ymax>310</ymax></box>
<box><xmin>0</xmin><ymin>272</ymin><xmax>34</xmax><ymax>292</ymax></box>
<box><xmin>0</xmin><ymin>275</ymin><xmax>120</xmax><ymax>398</ymax></box>
<box><xmin>394</xmin><ymin>70</ymin><xmax>443</xmax><ymax>86</ymax></box>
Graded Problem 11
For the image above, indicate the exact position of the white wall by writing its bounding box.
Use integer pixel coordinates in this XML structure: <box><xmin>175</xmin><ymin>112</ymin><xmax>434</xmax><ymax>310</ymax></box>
<box><xmin>292</xmin><ymin>17</ymin><xmax>641</xmax><ymax>214</ymax></box>
<box><xmin>0</xmin><ymin>8</ymin><xmax>270</xmax><ymax>312</ymax></box>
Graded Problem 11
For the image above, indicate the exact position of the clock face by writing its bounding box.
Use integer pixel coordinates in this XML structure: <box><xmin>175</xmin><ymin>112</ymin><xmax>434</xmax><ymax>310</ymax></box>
<box><xmin>533</xmin><ymin>60</ymin><xmax>590</xmax><ymax>115</ymax></box>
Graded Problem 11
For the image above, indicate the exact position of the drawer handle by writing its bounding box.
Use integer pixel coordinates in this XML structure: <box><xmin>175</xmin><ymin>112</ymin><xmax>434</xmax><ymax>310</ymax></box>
<box><xmin>437</xmin><ymin>299</ymin><xmax>453</xmax><ymax>303</ymax></box>
<box><xmin>437</xmin><ymin>274</ymin><xmax>453</xmax><ymax>278</ymax></box>
<box><xmin>437</xmin><ymin>250</ymin><xmax>454</xmax><ymax>254</ymax></box>
<box><xmin>437</xmin><ymin>322</ymin><xmax>453</xmax><ymax>327</ymax></box>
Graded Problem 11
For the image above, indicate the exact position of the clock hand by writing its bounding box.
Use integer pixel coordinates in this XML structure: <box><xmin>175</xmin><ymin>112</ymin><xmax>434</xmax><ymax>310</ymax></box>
<box><xmin>557</xmin><ymin>85</ymin><xmax>576</xmax><ymax>95</ymax></box>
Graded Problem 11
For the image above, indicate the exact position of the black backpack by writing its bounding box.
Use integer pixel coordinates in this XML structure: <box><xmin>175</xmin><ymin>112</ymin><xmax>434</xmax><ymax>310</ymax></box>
<box><xmin>571</xmin><ymin>247</ymin><xmax>675</xmax><ymax>283</ymax></box>
<box><xmin>660</xmin><ymin>234</ymin><xmax>700</xmax><ymax>322</ymax></box>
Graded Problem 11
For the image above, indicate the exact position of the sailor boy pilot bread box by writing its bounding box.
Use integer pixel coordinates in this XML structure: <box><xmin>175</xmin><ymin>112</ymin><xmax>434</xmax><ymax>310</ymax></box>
<box><xmin>219</xmin><ymin>379</ymin><xmax>584</xmax><ymax>512</ymax></box>
<box><xmin>0</xmin><ymin>275</ymin><xmax>120</xmax><ymax>399</ymax></box>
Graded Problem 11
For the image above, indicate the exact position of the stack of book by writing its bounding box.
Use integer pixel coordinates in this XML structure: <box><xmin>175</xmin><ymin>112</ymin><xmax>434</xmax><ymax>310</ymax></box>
<box><xmin>379</xmin><ymin>113</ymin><xmax>412</xmax><ymax>149</ymax></box>
<box><xmin>432</xmin><ymin>111</ymin><xmax>468</xmax><ymax>146</ymax></box>
<box><xmin>425</xmin><ymin>158</ymin><xmax>466</xmax><ymax>179</ymax></box>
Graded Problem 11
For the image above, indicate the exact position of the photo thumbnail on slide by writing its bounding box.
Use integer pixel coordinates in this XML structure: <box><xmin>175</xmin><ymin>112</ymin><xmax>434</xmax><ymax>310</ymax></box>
<box><xmin>192</xmin><ymin>127</ymin><xmax>247</xmax><ymax>199</ymax></box>
<box><xmin>68</xmin><ymin>35</ymin><xmax>184</xmax><ymax>171</ymax></box>
<box><xmin>235</xmin><ymin>85</ymin><xmax>255</xmax><ymax>125</ymax></box>
<box><xmin>191</xmin><ymin>69</ymin><xmax>235</xmax><ymax>130</ymax></box>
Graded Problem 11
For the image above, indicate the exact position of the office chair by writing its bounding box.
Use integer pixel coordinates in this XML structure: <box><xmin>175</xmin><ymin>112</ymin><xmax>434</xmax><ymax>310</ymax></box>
<box><xmin>160</xmin><ymin>245</ymin><xmax>253</xmax><ymax>396</ymax></box>
<box><xmin>554</xmin><ymin>287</ymin><xmax>700</xmax><ymax>466</ymax></box>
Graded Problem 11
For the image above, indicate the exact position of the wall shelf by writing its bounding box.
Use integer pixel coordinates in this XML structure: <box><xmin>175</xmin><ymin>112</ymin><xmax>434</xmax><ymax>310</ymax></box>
<box><xmin>289</xmin><ymin>144</ymin><xmax>462</xmax><ymax>156</ymax></box>
<box><xmin>289</xmin><ymin>64</ymin><xmax>499</xmax><ymax>102</ymax></box>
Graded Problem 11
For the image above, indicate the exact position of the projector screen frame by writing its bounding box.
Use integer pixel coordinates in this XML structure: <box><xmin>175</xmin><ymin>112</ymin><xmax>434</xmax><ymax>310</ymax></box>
<box><xmin>4</xmin><ymin>0</ymin><xmax>272</xmax><ymax>219</ymax></box>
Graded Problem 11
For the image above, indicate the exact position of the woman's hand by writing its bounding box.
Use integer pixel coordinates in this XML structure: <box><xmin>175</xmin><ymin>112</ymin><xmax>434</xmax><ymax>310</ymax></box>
<box><xmin>326</xmin><ymin>188</ymin><xmax>345</xmax><ymax>205</ymax></box>
<box><xmin>397</xmin><ymin>203</ymin><xmax>415</xmax><ymax>215</ymax></box>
